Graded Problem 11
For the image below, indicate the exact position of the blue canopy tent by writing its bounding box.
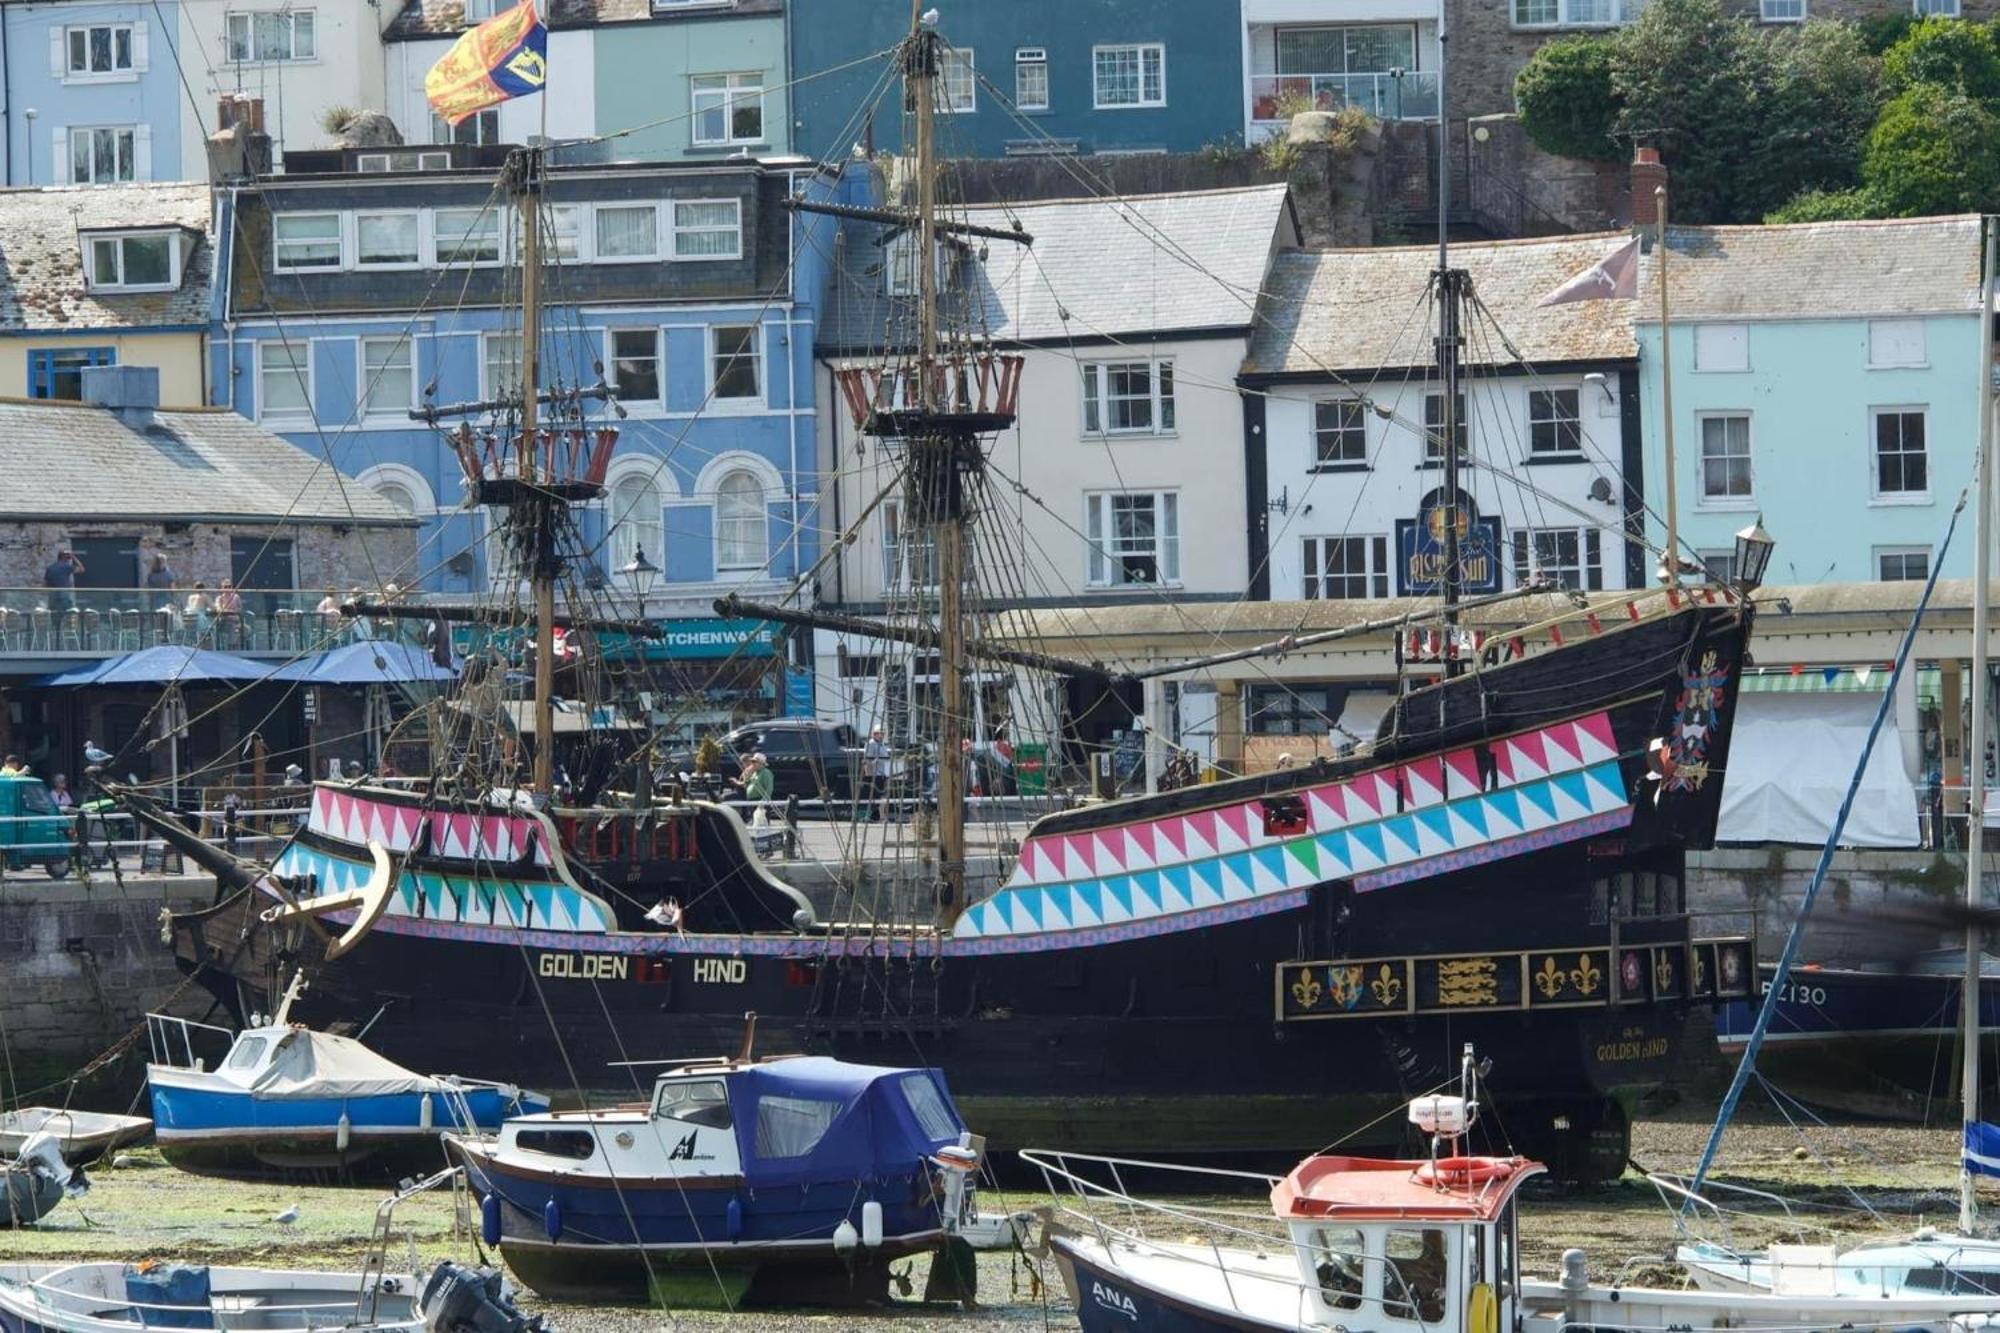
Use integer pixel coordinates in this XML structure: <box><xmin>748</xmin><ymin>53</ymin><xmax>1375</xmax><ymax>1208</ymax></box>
<box><xmin>33</xmin><ymin>645</ymin><xmax>270</xmax><ymax>688</ymax></box>
<box><xmin>268</xmin><ymin>641</ymin><xmax>456</xmax><ymax>686</ymax></box>
<box><xmin>32</xmin><ymin>647</ymin><xmax>273</xmax><ymax>804</ymax></box>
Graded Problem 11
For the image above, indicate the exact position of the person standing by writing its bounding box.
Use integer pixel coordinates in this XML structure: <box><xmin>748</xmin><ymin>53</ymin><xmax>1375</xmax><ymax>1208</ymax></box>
<box><xmin>864</xmin><ymin>725</ymin><xmax>893</xmax><ymax>822</ymax></box>
<box><xmin>43</xmin><ymin>548</ymin><xmax>83</xmax><ymax>615</ymax></box>
<box><xmin>732</xmin><ymin>751</ymin><xmax>774</xmax><ymax>812</ymax></box>
<box><xmin>48</xmin><ymin>773</ymin><xmax>74</xmax><ymax>809</ymax></box>
<box><xmin>184</xmin><ymin>582</ymin><xmax>212</xmax><ymax>641</ymax></box>
<box><xmin>144</xmin><ymin>553</ymin><xmax>176</xmax><ymax>612</ymax></box>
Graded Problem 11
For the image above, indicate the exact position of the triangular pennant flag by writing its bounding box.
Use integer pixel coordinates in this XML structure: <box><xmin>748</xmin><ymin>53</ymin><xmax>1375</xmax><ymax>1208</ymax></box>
<box><xmin>1856</xmin><ymin>665</ymin><xmax>1874</xmax><ymax>686</ymax></box>
<box><xmin>1823</xmin><ymin>667</ymin><xmax>1840</xmax><ymax>685</ymax></box>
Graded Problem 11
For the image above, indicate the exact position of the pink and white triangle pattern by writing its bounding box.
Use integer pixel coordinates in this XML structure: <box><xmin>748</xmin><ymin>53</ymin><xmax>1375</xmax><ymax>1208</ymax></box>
<box><xmin>1001</xmin><ymin>710</ymin><xmax>1618</xmax><ymax>892</ymax></box>
<box><xmin>309</xmin><ymin>787</ymin><xmax>547</xmax><ymax>867</ymax></box>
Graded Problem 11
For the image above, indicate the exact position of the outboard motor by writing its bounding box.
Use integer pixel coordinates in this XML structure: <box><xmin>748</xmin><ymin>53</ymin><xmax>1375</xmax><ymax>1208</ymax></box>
<box><xmin>421</xmin><ymin>1263</ymin><xmax>548</xmax><ymax>1333</ymax></box>
<box><xmin>15</xmin><ymin>1132</ymin><xmax>80</xmax><ymax>1196</ymax></box>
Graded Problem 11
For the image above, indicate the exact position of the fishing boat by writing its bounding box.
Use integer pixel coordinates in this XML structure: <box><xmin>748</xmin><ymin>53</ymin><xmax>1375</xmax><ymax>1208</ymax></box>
<box><xmin>0</xmin><ymin>1110</ymin><xmax>150</xmax><ymax>1167</ymax></box>
<box><xmin>1031</xmin><ymin>1048</ymin><xmax>2000</xmax><ymax>1333</ymax></box>
<box><xmin>144</xmin><ymin>983</ymin><xmax>548</xmax><ymax>1179</ymax></box>
<box><xmin>449</xmin><ymin>1028</ymin><xmax>1025</xmax><ymax>1306</ymax></box>
<box><xmin>126</xmin><ymin>8</ymin><xmax>1759</xmax><ymax>1183</ymax></box>
<box><xmin>1</xmin><ymin>1134</ymin><xmax>70</xmax><ymax>1229</ymax></box>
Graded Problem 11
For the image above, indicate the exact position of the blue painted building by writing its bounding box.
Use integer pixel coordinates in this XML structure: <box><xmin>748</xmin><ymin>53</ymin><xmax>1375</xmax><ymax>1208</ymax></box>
<box><xmin>1634</xmin><ymin>216</ymin><xmax>1985</xmax><ymax>587</ymax></box>
<box><xmin>788</xmin><ymin>0</ymin><xmax>1245</xmax><ymax>161</ymax></box>
<box><xmin>216</xmin><ymin>145</ymin><xmax>833</xmax><ymax>731</ymax></box>
<box><xmin>2</xmin><ymin>0</ymin><xmax>185</xmax><ymax>186</ymax></box>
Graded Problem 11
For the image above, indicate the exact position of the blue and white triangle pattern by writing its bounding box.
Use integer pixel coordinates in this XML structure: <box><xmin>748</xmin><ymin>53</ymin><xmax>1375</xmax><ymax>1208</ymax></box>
<box><xmin>274</xmin><ymin>844</ymin><xmax>613</xmax><ymax>935</ymax></box>
<box><xmin>954</xmin><ymin>759</ymin><xmax>1629</xmax><ymax>942</ymax></box>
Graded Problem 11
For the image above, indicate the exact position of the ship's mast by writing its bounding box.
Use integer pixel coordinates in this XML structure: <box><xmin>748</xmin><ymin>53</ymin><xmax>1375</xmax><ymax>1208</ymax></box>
<box><xmin>907</xmin><ymin>4</ymin><xmax>968</xmax><ymax>907</ymax></box>
<box><xmin>1962</xmin><ymin>218</ymin><xmax>1997</xmax><ymax>1232</ymax></box>
<box><xmin>1433</xmin><ymin>0</ymin><xmax>1466</xmax><ymax>649</ymax></box>
<box><xmin>513</xmin><ymin>147</ymin><xmax>557</xmax><ymax>800</ymax></box>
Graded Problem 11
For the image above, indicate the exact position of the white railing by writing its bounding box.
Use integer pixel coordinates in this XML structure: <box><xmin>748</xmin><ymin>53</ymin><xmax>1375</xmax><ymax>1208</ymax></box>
<box><xmin>1021</xmin><ymin>1149</ymin><xmax>1433</xmax><ymax>1326</ymax></box>
<box><xmin>1250</xmin><ymin>71</ymin><xmax>1440</xmax><ymax>123</ymax></box>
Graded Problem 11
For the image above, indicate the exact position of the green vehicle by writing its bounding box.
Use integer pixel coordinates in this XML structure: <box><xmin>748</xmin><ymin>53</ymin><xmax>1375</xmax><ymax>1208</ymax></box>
<box><xmin>0</xmin><ymin>774</ymin><xmax>73</xmax><ymax>878</ymax></box>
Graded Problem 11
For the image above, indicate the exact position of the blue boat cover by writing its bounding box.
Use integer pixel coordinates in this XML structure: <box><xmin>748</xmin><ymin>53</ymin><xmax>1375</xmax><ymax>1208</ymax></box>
<box><xmin>728</xmin><ymin>1057</ymin><xmax>966</xmax><ymax>1191</ymax></box>
<box><xmin>124</xmin><ymin>1263</ymin><xmax>212</xmax><ymax>1329</ymax></box>
<box><xmin>1967</xmin><ymin>1121</ymin><xmax>2000</xmax><ymax>1179</ymax></box>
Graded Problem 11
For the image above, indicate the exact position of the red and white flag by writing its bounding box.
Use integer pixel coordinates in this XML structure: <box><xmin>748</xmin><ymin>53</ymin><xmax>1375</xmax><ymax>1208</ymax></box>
<box><xmin>1539</xmin><ymin>236</ymin><xmax>1641</xmax><ymax>307</ymax></box>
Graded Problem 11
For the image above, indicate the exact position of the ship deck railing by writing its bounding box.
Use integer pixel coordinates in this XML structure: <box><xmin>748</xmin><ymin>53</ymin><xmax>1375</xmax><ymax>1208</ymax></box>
<box><xmin>1646</xmin><ymin>1170</ymin><xmax>1840</xmax><ymax>1254</ymax></box>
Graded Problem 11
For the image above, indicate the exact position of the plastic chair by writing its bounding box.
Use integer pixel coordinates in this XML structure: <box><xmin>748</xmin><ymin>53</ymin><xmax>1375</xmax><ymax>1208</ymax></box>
<box><xmin>74</xmin><ymin>608</ymin><xmax>98</xmax><ymax>652</ymax></box>
<box><xmin>28</xmin><ymin>608</ymin><xmax>52</xmax><ymax>652</ymax></box>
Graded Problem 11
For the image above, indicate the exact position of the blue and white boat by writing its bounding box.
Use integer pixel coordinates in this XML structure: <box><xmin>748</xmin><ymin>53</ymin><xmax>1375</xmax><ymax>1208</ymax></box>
<box><xmin>146</xmin><ymin>1010</ymin><xmax>548</xmax><ymax>1179</ymax></box>
<box><xmin>449</xmin><ymin>1050</ymin><xmax>1024</xmax><ymax>1306</ymax></box>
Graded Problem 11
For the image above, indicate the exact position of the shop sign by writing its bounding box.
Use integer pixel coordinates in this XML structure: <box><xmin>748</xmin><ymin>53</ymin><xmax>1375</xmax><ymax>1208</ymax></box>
<box><xmin>1395</xmin><ymin>489</ymin><xmax>1502</xmax><ymax>597</ymax></box>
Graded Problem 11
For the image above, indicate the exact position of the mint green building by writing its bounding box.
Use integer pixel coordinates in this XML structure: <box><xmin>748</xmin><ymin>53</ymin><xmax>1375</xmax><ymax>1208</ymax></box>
<box><xmin>1635</xmin><ymin>217</ymin><xmax>1985</xmax><ymax>588</ymax></box>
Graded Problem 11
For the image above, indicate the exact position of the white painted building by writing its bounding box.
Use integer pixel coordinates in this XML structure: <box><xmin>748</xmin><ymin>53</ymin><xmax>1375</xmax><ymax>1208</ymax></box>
<box><xmin>383</xmin><ymin>30</ymin><xmax>596</xmax><ymax>149</ymax></box>
<box><xmin>811</xmin><ymin>179</ymin><xmax>1298</xmax><ymax>761</ymax></box>
<box><xmin>1242</xmin><ymin>0</ymin><xmax>1443</xmax><ymax>138</ymax></box>
<box><xmin>175</xmin><ymin>0</ymin><xmax>391</xmax><ymax>172</ymax></box>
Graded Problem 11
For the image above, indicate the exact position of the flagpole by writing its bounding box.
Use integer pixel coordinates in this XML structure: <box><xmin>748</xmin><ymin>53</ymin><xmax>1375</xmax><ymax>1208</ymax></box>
<box><xmin>1962</xmin><ymin>217</ymin><xmax>1996</xmax><ymax>1233</ymax></box>
<box><xmin>1657</xmin><ymin>183</ymin><xmax>1680</xmax><ymax>588</ymax></box>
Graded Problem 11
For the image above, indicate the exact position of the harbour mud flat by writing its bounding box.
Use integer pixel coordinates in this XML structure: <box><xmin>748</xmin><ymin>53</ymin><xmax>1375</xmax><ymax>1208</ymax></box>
<box><xmin>0</xmin><ymin>1102</ymin><xmax>1962</xmax><ymax>1331</ymax></box>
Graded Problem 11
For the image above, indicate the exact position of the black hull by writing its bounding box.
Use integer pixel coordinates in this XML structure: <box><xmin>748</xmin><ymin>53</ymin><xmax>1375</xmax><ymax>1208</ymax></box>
<box><xmin>161</xmin><ymin>600</ymin><xmax>1751</xmax><ymax>1182</ymax></box>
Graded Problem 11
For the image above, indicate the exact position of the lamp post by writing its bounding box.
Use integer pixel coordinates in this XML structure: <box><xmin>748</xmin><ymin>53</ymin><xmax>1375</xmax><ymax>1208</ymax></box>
<box><xmin>1732</xmin><ymin>515</ymin><xmax>1775</xmax><ymax>592</ymax></box>
<box><xmin>618</xmin><ymin>547</ymin><xmax>660</xmax><ymax>621</ymax></box>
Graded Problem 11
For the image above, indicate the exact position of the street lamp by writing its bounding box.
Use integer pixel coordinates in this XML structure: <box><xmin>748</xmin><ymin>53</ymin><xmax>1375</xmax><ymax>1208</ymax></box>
<box><xmin>618</xmin><ymin>547</ymin><xmax>660</xmax><ymax>618</ymax></box>
<box><xmin>1732</xmin><ymin>514</ymin><xmax>1775</xmax><ymax>592</ymax></box>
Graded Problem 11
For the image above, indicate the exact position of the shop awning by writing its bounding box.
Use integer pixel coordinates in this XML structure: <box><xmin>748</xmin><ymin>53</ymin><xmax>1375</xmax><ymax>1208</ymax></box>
<box><xmin>271</xmin><ymin>641</ymin><xmax>456</xmax><ymax>685</ymax></box>
<box><xmin>32</xmin><ymin>645</ymin><xmax>269</xmax><ymax>687</ymax></box>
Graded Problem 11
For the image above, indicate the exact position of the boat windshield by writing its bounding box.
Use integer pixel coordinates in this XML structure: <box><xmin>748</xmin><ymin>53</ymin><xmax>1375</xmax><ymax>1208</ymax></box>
<box><xmin>225</xmin><ymin>1036</ymin><xmax>269</xmax><ymax>1071</ymax></box>
<box><xmin>653</xmin><ymin>1078</ymin><xmax>731</xmax><ymax>1129</ymax></box>
<box><xmin>1383</xmin><ymin>1228</ymin><xmax>1448</xmax><ymax>1324</ymax></box>
<box><xmin>1310</xmin><ymin>1226</ymin><xmax>1366</xmax><ymax>1311</ymax></box>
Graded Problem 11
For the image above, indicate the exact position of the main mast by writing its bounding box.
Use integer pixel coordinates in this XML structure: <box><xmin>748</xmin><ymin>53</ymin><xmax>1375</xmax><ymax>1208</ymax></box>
<box><xmin>1433</xmin><ymin>0</ymin><xmax>1466</xmax><ymax>639</ymax></box>
<box><xmin>1963</xmin><ymin>218</ymin><xmax>1997</xmax><ymax>1232</ymax></box>
<box><xmin>516</xmin><ymin>149</ymin><xmax>556</xmax><ymax>799</ymax></box>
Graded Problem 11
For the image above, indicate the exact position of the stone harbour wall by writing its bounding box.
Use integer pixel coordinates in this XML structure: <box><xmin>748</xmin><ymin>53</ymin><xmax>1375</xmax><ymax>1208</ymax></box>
<box><xmin>0</xmin><ymin>875</ymin><xmax>215</xmax><ymax>1100</ymax></box>
<box><xmin>1688</xmin><ymin>845</ymin><xmax>1992</xmax><ymax>965</ymax></box>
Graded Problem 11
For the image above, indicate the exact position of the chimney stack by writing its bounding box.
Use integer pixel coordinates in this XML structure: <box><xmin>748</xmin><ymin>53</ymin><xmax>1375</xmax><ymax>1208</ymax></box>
<box><xmin>82</xmin><ymin>365</ymin><xmax>160</xmax><ymax>433</ymax></box>
<box><xmin>1630</xmin><ymin>146</ymin><xmax>1667</xmax><ymax>229</ymax></box>
<box><xmin>207</xmin><ymin>96</ymin><xmax>272</xmax><ymax>181</ymax></box>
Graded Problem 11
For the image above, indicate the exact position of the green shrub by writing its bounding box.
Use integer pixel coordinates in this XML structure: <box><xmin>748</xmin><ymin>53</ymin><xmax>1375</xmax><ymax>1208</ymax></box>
<box><xmin>1863</xmin><ymin>83</ymin><xmax>2000</xmax><ymax>215</ymax></box>
<box><xmin>1764</xmin><ymin>186</ymin><xmax>1883</xmax><ymax>224</ymax></box>
<box><xmin>1515</xmin><ymin>36</ymin><xmax>1622</xmax><ymax>162</ymax></box>
<box><xmin>1880</xmin><ymin>16</ymin><xmax>2000</xmax><ymax>99</ymax></box>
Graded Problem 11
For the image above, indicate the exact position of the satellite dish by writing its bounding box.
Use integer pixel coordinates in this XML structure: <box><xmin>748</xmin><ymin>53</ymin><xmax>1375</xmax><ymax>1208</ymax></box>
<box><xmin>1588</xmin><ymin>476</ymin><xmax>1615</xmax><ymax>505</ymax></box>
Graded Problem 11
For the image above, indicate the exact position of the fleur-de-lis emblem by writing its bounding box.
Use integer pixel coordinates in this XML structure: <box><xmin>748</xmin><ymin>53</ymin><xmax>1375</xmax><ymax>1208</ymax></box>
<box><xmin>1370</xmin><ymin>963</ymin><xmax>1404</xmax><ymax>1007</ymax></box>
<box><xmin>1692</xmin><ymin>950</ymin><xmax>1707</xmax><ymax>993</ymax></box>
<box><xmin>1535</xmin><ymin>956</ymin><xmax>1566</xmax><ymax>999</ymax></box>
<box><xmin>1571</xmin><ymin>954</ymin><xmax>1603</xmax><ymax>997</ymax></box>
<box><xmin>1330</xmin><ymin>966</ymin><xmax>1365</xmax><ymax>1010</ymax></box>
<box><xmin>1654</xmin><ymin>952</ymin><xmax>1674</xmax><ymax>994</ymax></box>
<box><xmin>1290</xmin><ymin>970</ymin><xmax>1323</xmax><ymax>1010</ymax></box>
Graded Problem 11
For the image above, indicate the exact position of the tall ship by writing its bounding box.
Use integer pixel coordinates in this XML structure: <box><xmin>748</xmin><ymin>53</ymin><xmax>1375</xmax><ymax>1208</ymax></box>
<box><xmin>127</xmin><ymin>10</ymin><xmax>1757</xmax><ymax>1183</ymax></box>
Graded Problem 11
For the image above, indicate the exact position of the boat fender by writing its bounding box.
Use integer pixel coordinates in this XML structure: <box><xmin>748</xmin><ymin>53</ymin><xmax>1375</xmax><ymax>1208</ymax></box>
<box><xmin>481</xmin><ymin>1194</ymin><xmax>502</xmax><ymax>1248</ymax></box>
<box><xmin>725</xmin><ymin>1197</ymin><xmax>743</xmax><ymax>1242</ymax></box>
<box><xmin>543</xmin><ymin>1198</ymin><xmax>562</xmax><ymax>1242</ymax></box>
<box><xmin>336</xmin><ymin>1113</ymin><xmax>351</xmax><ymax>1153</ymax></box>
<box><xmin>421</xmin><ymin>1094</ymin><xmax>434</xmax><ymax>1132</ymax></box>
<box><xmin>1468</xmin><ymin>1281</ymin><xmax>1497</xmax><ymax>1333</ymax></box>
<box><xmin>862</xmin><ymin>1200</ymin><xmax>883</xmax><ymax>1249</ymax></box>
<box><xmin>833</xmin><ymin>1219</ymin><xmax>858</xmax><ymax>1255</ymax></box>
<box><xmin>1414</xmin><ymin>1156</ymin><xmax>1510</xmax><ymax>1186</ymax></box>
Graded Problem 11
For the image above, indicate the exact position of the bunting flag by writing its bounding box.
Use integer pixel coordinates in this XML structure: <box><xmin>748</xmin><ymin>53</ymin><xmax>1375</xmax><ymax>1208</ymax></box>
<box><xmin>1967</xmin><ymin>1121</ymin><xmax>2000</xmax><ymax>1178</ymax></box>
<box><xmin>425</xmin><ymin>0</ymin><xmax>548</xmax><ymax>127</ymax></box>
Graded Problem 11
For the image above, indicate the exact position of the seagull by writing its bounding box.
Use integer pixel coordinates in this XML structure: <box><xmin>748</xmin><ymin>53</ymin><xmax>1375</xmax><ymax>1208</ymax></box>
<box><xmin>271</xmin><ymin>1205</ymin><xmax>300</xmax><ymax>1226</ymax></box>
<box><xmin>83</xmin><ymin>742</ymin><xmax>112</xmax><ymax>765</ymax></box>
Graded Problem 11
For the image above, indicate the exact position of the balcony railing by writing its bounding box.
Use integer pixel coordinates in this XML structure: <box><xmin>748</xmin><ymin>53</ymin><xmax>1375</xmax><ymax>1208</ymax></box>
<box><xmin>0</xmin><ymin>588</ymin><xmax>382</xmax><ymax>657</ymax></box>
<box><xmin>1250</xmin><ymin>71</ymin><xmax>1440</xmax><ymax>123</ymax></box>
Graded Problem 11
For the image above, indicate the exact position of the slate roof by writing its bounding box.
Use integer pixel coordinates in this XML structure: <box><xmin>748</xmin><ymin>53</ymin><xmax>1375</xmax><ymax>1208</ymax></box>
<box><xmin>0</xmin><ymin>182</ymin><xmax>213</xmax><ymax>332</ymax></box>
<box><xmin>818</xmin><ymin>182</ymin><xmax>1294</xmax><ymax>354</ymax></box>
<box><xmin>0</xmin><ymin>399</ymin><xmax>413</xmax><ymax>525</ymax></box>
<box><xmin>386</xmin><ymin>0</ymin><xmax>780</xmax><ymax>40</ymax></box>
<box><xmin>1244</xmin><ymin>231</ymin><xmax>1639</xmax><ymax>377</ymax></box>
<box><xmin>1636</xmin><ymin>215</ymin><xmax>1983</xmax><ymax>321</ymax></box>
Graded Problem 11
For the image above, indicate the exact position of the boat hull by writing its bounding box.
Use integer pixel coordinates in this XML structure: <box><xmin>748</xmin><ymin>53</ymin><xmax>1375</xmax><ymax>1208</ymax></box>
<box><xmin>0</xmin><ymin>1110</ymin><xmax>150</xmax><ymax>1167</ymax></box>
<box><xmin>455</xmin><ymin>1140</ymin><xmax>947</xmax><ymax>1304</ymax></box>
<box><xmin>0</xmin><ymin>1168</ymin><xmax>61</xmax><ymax>1229</ymax></box>
<box><xmin>148</xmin><ymin>1081</ymin><xmax>540</xmax><ymax>1180</ymax></box>
<box><xmin>1051</xmin><ymin>1234</ymin><xmax>1294</xmax><ymax>1333</ymax></box>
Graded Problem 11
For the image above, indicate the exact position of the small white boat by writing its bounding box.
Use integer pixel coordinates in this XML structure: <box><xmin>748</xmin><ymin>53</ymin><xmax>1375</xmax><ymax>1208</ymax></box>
<box><xmin>0</xmin><ymin>1259</ymin><xmax>538</xmax><ymax>1333</ymax></box>
<box><xmin>0</xmin><ymin>1110</ymin><xmax>150</xmax><ymax>1166</ymax></box>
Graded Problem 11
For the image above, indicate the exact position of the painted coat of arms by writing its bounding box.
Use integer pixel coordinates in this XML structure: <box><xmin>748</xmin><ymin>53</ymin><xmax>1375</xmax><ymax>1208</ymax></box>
<box><xmin>1649</xmin><ymin>650</ymin><xmax>1728</xmax><ymax>798</ymax></box>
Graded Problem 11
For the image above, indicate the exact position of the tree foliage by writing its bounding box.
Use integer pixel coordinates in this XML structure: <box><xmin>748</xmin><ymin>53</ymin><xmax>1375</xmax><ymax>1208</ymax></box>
<box><xmin>1764</xmin><ymin>186</ymin><xmax>1883</xmax><ymax>224</ymax></box>
<box><xmin>1608</xmin><ymin>0</ymin><xmax>1760</xmax><ymax>223</ymax></box>
<box><xmin>1514</xmin><ymin>36</ymin><xmax>1621</xmax><ymax>162</ymax></box>
<box><xmin>1862</xmin><ymin>83</ymin><xmax>2000</xmax><ymax>216</ymax></box>
<box><xmin>1880</xmin><ymin>16</ymin><xmax>2000</xmax><ymax>99</ymax></box>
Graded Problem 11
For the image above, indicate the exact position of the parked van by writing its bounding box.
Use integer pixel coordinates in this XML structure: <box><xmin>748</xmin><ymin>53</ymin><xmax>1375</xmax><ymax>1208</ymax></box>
<box><xmin>0</xmin><ymin>774</ymin><xmax>73</xmax><ymax>877</ymax></box>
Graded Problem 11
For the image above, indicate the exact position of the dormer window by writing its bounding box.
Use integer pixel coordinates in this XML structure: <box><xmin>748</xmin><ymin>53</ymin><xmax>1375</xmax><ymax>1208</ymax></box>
<box><xmin>84</xmin><ymin>229</ymin><xmax>180</xmax><ymax>292</ymax></box>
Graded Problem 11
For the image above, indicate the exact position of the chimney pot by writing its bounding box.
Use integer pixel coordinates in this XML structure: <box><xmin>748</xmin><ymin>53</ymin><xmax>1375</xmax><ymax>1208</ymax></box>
<box><xmin>1630</xmin><ymin>147</ymin><xmax>1669</xmax><ymax>229</ymax></box>
<box><xmin>81</xmin><ymin>364</ymin><xmax>161</xmax><ymax>433</ymax></box>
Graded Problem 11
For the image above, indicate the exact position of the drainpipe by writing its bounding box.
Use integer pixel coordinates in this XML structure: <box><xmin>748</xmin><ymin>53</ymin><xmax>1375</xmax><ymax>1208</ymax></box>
<box><xmin>785</xmin><ymin>168</ymin><xmax>803</xmax><ymax>585</ymax></box>
<box><xmin>3</xmin><ymin>5</ymin><xmax>13</xmax><ymax>187</ymax></box>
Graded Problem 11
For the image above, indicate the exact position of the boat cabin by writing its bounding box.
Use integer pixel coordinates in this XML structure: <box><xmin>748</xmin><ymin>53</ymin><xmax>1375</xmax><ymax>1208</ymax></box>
<box><xmin>1272</xmin><ymin>1151</ymin><xmax>1538</xmax><ymax>1331</ymax></box>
